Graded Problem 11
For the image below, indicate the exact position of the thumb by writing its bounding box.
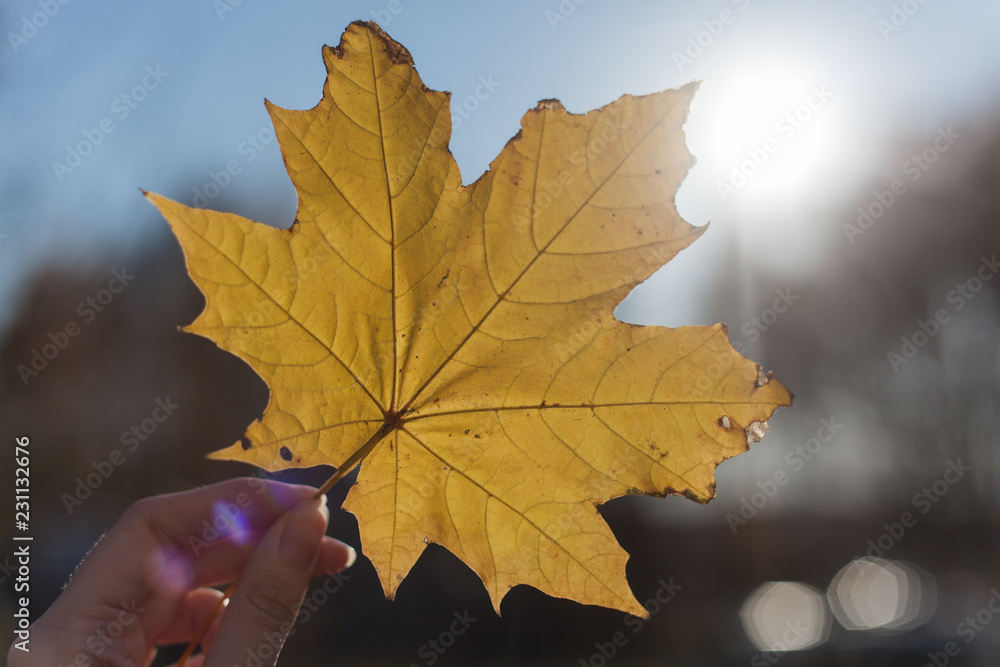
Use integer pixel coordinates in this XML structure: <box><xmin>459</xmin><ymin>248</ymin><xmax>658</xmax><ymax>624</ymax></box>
<box><xmin>204</xmin><ymin>495</ymin><xmax>329</xmax><ymax>667</ymax></box>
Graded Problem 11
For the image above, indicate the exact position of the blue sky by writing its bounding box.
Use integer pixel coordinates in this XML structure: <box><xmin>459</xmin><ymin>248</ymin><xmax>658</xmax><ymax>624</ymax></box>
<box><xmin>2</xmin><ymin>0</ymin><xmax>999</xmax><ymax>328</ymax></box>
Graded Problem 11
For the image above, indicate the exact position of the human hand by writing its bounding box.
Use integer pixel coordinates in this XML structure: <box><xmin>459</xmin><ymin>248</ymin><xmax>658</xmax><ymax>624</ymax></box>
<box><xmin>7</xmin><ymin>478</ymin><xmax>356</xmax><ymax>667</ymax></box>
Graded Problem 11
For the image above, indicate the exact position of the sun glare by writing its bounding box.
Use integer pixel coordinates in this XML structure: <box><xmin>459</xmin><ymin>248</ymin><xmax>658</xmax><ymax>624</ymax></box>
<box><xmin>702</xmin><ymin>61</ymin><xmax>843</xmax><ymax>204</ymax></box>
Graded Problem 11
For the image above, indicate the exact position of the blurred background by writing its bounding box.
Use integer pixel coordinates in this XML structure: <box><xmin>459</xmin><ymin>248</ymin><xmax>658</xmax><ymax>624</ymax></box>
<box><xmin>2</xmin><ymin>0</ymin><xmax>999</xmax><ymax>664</ymax></box>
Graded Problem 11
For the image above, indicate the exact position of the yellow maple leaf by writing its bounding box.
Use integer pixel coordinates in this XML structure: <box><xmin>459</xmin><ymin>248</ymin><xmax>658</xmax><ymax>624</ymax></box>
<box><xmin>147</xmin><ymin>21</ymin><xmax>791</xmax><ymax>616</ymax></box>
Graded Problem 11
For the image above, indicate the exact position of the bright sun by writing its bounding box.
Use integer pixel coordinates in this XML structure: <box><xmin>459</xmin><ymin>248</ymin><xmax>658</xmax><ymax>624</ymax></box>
<box><xmin>701</xmin><ymin>61</ymin><xmax>842</xmax><ymax>203</ymax></box>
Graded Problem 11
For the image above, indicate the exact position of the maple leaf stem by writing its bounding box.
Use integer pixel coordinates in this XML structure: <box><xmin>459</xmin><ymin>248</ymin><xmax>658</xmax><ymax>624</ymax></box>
<box><xmin>177</xmin><ymin>581</ymin><xmax>236</xmax><ymax>666</ymax></box>
<box><xmin>313</xmin><ymin>419</ymin><xmax>396</xmax><ymax>499</ymax></box>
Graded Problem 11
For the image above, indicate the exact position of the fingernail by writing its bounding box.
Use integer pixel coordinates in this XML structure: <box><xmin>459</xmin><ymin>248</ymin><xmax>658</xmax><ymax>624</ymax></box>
<box><xmin>344</xmin><ymin>545</ymin><xmax>357</xmax><ymax>569</ymax></box>
<box><xmin>316</xmin><ymin>493</ymin><xmax>330</xmax><ymax>521</ymax></box>
<box><xmin>279</xmin><ymin>496</ymin><xmax>328</xmax><ymax>570</ymax></box>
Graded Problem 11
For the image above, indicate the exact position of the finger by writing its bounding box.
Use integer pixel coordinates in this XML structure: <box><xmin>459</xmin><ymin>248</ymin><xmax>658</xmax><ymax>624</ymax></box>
<box><xmin>205</xmin><ymin>496</ymin><xmax>333</xmax><ymax>667</ymax></box>
<box><xmin>315</xmin><ymin>536</ymin><xmax>357</xmax><ymax>581</ymax></box>
<box><xmin>153</xmin><ymin>481</ymin><xmax>347</xmax><ymax>587</ymax></box>
<box><xmin>193</xmin><ymin>534</ymin><xmax>355</xmax><ymax>588</ymax></box>
<box><xmin>158</xmin><ymin>535</ymin><xmax>355</xmax><ymax>662</ymax></box>
<box><xmin>136</xmin><ymin>478</ymin><xmax>320</xmax><ymax>584</ymax></box>
<box><xmin>139</xmin><ymin>478</ymin><xmax>317</xmax><ymax>546</ymax></box>
<box><xmin>194</xmin><ymin>536</ymin><xmax>354</xmax><ymax>655</ymax></box>
<box><xmin>155</xmin><ymin>587</ymin><xmax>226</xmax><ymax>645</ymax></box>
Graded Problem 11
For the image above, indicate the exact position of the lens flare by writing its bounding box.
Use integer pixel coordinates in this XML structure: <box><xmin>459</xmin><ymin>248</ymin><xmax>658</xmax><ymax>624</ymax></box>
<box><xmin>740</xmin><ymin>581</ymin><xmax>831</xmax><ymax>652</ymax></box>
<box><xmin>827</xmin><ymin>558</ymin><xmax>936</xmax><ymax>631</ymax></box>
